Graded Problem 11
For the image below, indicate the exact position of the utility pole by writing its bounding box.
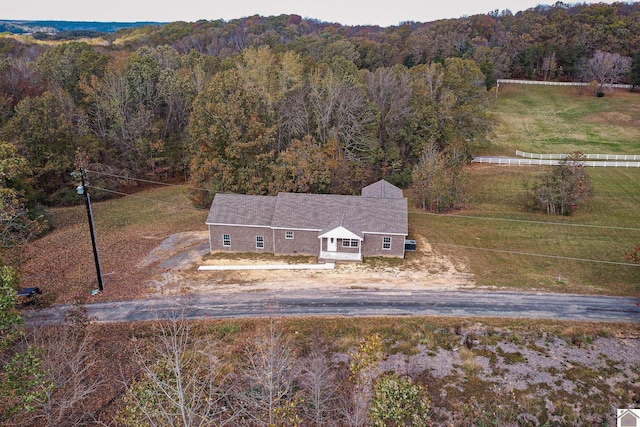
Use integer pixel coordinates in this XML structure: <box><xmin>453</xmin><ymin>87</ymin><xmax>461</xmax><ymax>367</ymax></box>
<box><xmin>72</xmin><ymin>168</ymin><xmax>104</xmax><ymax>292</ymax></box>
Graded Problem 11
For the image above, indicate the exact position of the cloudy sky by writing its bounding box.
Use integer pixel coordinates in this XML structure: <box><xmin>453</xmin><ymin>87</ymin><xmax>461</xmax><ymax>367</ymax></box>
<box><xmin>2</xmin><ymin>1</ymin><xmax>626</xmax><ymax>27</ymax></box>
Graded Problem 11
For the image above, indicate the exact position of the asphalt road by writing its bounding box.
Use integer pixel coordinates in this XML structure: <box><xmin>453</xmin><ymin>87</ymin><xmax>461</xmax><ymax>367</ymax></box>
<box><xmin>23</xmin><ymin>289</ymin><xmax>640</xmax><ymax>325</ymax></box>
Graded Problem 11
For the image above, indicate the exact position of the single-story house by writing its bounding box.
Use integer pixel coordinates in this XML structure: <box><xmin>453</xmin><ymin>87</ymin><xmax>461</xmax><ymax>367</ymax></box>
<box><xmin>206</xmin><ymin>180</ymin><xmax>408</xmax><ymax>262</ymax></box>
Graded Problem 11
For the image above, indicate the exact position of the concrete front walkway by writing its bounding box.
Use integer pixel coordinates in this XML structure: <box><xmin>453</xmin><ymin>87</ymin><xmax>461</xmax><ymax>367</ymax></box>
<box><xmin>198</xmin><ymin>262</ymin><xmax>336</xmax><ymax>271</ymax></box>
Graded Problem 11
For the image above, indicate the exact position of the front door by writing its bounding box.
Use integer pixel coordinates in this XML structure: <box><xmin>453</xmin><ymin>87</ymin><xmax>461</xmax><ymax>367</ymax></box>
<box><xmin>327</xmin><ymin>237</ymin><xmax>337</xmax><ymax>252</ymax></box>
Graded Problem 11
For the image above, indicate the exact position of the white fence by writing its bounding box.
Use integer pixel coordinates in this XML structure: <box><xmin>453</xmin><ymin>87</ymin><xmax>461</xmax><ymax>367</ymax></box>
<box><xmin>472</xmin><ymin>157</ymin><xmax>640</xmax><ymax>167</ymax></box>
<box><xmin>497</xmin><ymin>79</ymin><xmax>632</xmax><ymax>89</ymax></box>
<box><xmin>515</xmin><ymin>150</ymin><xmax>640</xmax><ymax>161</ymax></box>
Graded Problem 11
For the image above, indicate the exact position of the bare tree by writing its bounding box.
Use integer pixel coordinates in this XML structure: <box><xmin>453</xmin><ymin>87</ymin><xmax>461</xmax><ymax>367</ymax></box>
<box><xmin>365</xmin><ymin>66</ymin><xmax>413</xmax><ymax>159</ymax></box>
<box><xmin>308</xmin><ymin>67</ymin><xmax>378</xmax><ymax>161</ymax></box>
<box><xmin>2</xmin><ymin>305</ymin><xmax>103</xmax><ymax>427</ymax></box>
<box><xmin>122</xmin><ymin>311</ymin><xmax>233</xmax><ymax>427</ymax></box>
<box><xmin>585</xmin><ymin>50</ymin><xmax>632</xmax><ymax>92</ymax></box>
<box><xmin>410</xmin><ymin>142</ymin><xmax>468</xmax><ymax>213</ymax></box>
<box><xmin>299</xmin><ymin>332</ymin><xmax>339</xmax><ymax>426</ymax></box>
<box><xmin>235</xmin><ymin>318</ymin><xmax>300</xmax><ymax>426</ymax></box>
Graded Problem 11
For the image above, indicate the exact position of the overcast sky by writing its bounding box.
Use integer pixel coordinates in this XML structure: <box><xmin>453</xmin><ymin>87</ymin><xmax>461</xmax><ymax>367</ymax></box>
<box><xmin>2</xmin><ymin>1</ymin><xmax>627</xmax><ymax>27</ymax></box>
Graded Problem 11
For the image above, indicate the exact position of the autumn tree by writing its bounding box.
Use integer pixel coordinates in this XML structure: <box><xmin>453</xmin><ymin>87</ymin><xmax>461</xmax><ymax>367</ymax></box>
<box><xmin>409</xmin><ymin>59</ymin><xmax>494</xmax><ymax>155</ymax></box>
<box><xmin>365</xmin><ymin>65</ymin><xmax>413</xmax><ymax>171</ymax></box>
<box><xmin>270</xmin><ymin>136</ymin><xmax>333</xmax><ymax>194</ymax></box>
<box><xmin>83</xmin><ymin>47</ymin><xmax>196</xmax><ymax>179</ymax></box>
<box><xmin>236</xmin><ymin>46</ymin><xmax>304</xmax><ymax>152</ymax></box>
<box><xmin>4</xmin><ymin>90</ymin><xmax>96</xmax><ymax>204</ymax></box>
<box><xmin>36</xmin><ymin>41</ymin><xmax>109</xmax><ymax>104</ymax></box>
<box><xmin>307</xmin><ymin>61</ymin><xmax>378</xmax><ymax>162</ymax></box>
<box><xmin>87</xmin><ymin>62</ymin><xmax>155</xmax><ymax>175</ymax></box>
<box><xmin>0</xmin><ymin>263</ymin><xmax>22</xmax><ymax>352</ymax></box>
<box><xmin>2</xmin><ymin>305</ymin><xmax>103</xmax><ymax>427</ymax></box>
<box><xmin>0</xmin><ymin>56</ymin><xmax>47</xmax><ymax>119</ymax></box>
<box><xmin>410</xmin><ymin>142</ymin><xmax>468</xmax><ymax>213</ymax></box>
<box><xmin>342</xmin><ymin>333</ymin><xmax>385</xmax><ymax>427</ymax></box>
<box><xmin>472</xmin><ymin>46</ymin><xmax>511</xmax><ymax>89</ymax></box>
<box><xmin>523</xmin><ymin>153</ymin><xmax>592</xmax><ymax>216</ymax></box>
<box><xmin>0</xmin><ymin>141</ymin><xmax>47</xmax><ymax>247</ymax></box>
<box><xmin>189</xmin><ymin>68</ymin><xmax>277</xmax><ymax>204</ymax></box>
<box><xmin>630</xmin><ymin>51</ymin><xmax>640</xmax><ymax>92</ymax></box>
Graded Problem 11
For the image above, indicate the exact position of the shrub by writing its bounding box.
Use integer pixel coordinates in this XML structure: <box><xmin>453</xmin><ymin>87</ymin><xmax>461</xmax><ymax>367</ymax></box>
<box><xmin>370</xmin><ymin>373</ymin><xmax>430</xmax><ymax>427</ymax></box>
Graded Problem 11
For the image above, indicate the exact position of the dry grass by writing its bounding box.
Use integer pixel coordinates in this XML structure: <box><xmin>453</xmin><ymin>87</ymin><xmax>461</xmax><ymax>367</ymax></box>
<box><xmin>459</xmin><ymin>347</ymin><xmax>482</xmax><ymax>376</ymax></box>
<box><xmin>18</xmin><ymin>186</ymin><xmax>207</xmax><ymax>304</ymax></box>
<box><xmin>47</xmin><ymin>316</ymin><xmax>639</xmax><ymax>426</ymax></box>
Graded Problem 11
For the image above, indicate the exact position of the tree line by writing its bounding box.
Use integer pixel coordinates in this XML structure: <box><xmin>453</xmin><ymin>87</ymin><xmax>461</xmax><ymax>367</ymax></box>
<box><xmin>0</xmin><ymin>38</ymin><xmax>494</xmax><ymax>209</ymax></box>
<box><xmin>1</xmin><ymin>2</ymin><xmax>639</xmax><ymax>247</ymax></box>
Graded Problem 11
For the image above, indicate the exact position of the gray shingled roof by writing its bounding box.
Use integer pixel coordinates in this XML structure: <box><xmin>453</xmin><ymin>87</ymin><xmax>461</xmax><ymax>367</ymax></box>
<box><xmin>272</xmin><ymin>192</ymin><xmax>407</xmax><ymax>236</ymax></box>
<box><xmin>206</xmin><ymin>193</ymin><xmax>277</xmax><ymax>226</ymax></box>
<box><xmin>206</xmin><ymin>180</ymin><xmax>408</xmax><ymax>236</ymax></box>
<box><xmin>361</xmin><ymin>180</ymin><xmax>404</xmax><ymax>199</ymax></box>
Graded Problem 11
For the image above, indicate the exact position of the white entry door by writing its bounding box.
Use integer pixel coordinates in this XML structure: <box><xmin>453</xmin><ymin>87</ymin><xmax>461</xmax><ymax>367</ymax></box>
<box><xmin>327</xmin><ymin>237</ymin><xmax>337</xmax><ymax>252</ymax></box>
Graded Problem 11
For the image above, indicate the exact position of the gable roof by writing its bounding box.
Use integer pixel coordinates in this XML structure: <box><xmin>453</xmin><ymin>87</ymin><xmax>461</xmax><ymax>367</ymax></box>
<box><xmin>361</xmin><ymin>180</ymin><xmax>404</xmax><ymax>199</ymax></box>
<box><xmin>206</xmin><ymin>180</ymin><xmax>408</xmax><ymax>236</ymax></box>
<box><xmin>271</xmin><ymin>192</ymin><xmax>407</xmax><ymax>237</ymax></box>
<box><xmin>319</xmin><ymin>226</ymin><xmax>362</xmax><ymax>240</ymax></box>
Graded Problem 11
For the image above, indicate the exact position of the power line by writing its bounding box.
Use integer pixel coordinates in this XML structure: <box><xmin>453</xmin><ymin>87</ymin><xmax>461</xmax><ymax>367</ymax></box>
<box><xmin>86</xmin><ymin>185</ymin><xmax>639</xmax><ymax>268</ymax></box>
<box><xmin>410</xmin><ymin>211</ymin><xmax>640</xmax><ymax>232</ymax></box>
<box><xmin>85</xmin><ymin>169</ymin><xmax>215</xmax><ymax>193</ymax></box>
<box><xmin>85</xmin><ymin>185</ymin><xmax>209</xmax><ymax>211</ymax></box>
<box><xmin>432</xmin><ymin>243</ymin><xmax>640</xmax><ymax>267</ymax></box>
<box><xmin>85</xmin><ymin>169</ymin><xmax>640</xmax><ymax>233</ymax></box>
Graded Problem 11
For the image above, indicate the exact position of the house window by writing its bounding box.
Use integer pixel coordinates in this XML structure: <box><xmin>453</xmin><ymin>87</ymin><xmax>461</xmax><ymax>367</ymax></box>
<box><xmin>223</xmin><ymin>234</ymin><xmax>231</xmax><ymax>247</ymax></box>
<box><xmin>382</xmin><ymin>236</ymin><xmax>392</xmax><ymax>250</ymax></box>
<box><xmin>342</xmin><ymin>239</ymin><xmax>359</xmax><ymax>248</ymax></box>
<box><xmin>256</xmin><ymin>236</ymin><xmax>264</xmax><ymax>249</ymax></box>
<box><xmin>285</xmin><ymin>231</ymin><xmax>294</xmax><ymax>240</ymax></box>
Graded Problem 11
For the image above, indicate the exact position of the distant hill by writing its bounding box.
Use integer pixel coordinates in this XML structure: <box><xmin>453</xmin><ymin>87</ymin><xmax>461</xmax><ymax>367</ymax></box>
<box><xmin>0</xmin><ymin>19</ymin><xmax>165</xmax><ymax>35</ymax></box>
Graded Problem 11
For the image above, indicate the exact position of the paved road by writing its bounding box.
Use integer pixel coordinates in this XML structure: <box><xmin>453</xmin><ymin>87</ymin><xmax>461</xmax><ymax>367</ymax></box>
<box><xmin>23</xmin><ymin>289</ymin><xmax>640</xmax><ymax>325</ymax></box>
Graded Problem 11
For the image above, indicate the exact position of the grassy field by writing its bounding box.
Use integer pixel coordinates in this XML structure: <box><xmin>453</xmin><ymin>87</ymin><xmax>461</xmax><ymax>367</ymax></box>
<box><xmin>477</xmin><ymin>84</ymin><xmax>640</xmax><ymax>156</ymax></box>
<box><xmin>425</xmin><ymin>84</ymin><xmax>640</xmax><ymax>295</ymax></box>
<box><xmin>410</xmin><ymin>166</ymin><xmax>640</xmax><ymax>295</ymax></box>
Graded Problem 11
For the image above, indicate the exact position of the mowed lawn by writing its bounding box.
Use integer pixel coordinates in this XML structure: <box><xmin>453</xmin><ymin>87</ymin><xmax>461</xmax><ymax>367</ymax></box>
<box><xmin>410</xmin><ymin>166</ymin><xmax>640</xmax><ymax>296</ymax></box>
<box><xmin>480</xmin><ymin>84</ymin><xmax>640</xmax><ymax>156</ymax></box>
<box><xmin>416</xmin><ymin>84</ymin><xmax>640</xmax><ymax>296</ymax></box>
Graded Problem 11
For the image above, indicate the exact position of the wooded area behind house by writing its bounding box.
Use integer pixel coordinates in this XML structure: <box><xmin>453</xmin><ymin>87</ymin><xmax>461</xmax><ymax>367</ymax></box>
<box><xmin>1</xmin><ymin>2</ymin><xmax>640</xmax><ymax>239</ymax></box>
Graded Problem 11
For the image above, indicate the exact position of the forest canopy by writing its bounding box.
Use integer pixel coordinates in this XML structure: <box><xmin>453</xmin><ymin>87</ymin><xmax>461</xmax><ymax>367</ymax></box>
<box><xmin>0</xmin><ymin>2</ymin><xmax>638</xmax><ymax>212</ymax></box>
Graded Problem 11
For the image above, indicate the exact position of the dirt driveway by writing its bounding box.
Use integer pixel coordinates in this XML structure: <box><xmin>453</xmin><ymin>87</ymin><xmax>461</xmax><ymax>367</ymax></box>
<box><xmin>138</xmin><ymin>231</ymin><xmax>476</xmax><ymax>296</ymax></box>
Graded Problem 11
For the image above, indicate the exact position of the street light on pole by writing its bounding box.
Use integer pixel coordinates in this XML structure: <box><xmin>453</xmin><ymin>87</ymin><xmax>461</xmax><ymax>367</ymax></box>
<box><xmin>71</xmin><ymin>168</ymin><xmax>104</xmax><ymax>292</ymax></box>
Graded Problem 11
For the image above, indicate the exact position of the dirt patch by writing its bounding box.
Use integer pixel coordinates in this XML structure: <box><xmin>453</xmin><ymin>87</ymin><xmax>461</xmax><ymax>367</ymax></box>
<box><xmin>143</xmin><ymin>232</ymin><xmax>475</xmax><ymax>296</ymax></box>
